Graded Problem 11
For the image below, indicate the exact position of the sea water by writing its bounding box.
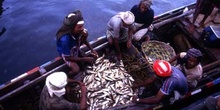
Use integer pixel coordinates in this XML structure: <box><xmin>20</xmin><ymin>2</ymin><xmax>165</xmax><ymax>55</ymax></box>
<box><xmin>0</xmin><ymin>0</ymin><xmax>195</xmax><ymax>84</ymax></box>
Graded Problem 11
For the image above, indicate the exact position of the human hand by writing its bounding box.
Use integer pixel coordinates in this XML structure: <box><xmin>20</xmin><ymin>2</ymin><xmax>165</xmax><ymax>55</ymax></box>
<box><xmin>131</xmin><ymin>83</ymin><xmax>139</xmax><ymax>89</ymax></box>
<box><xmin>132</xmin><ymin>96</ymin><xmax>139</xmax><ymax>103</ymax></box>
<box><xmin>79</xmin><ymin>82</ymin><xmax>87</xmax><ymax>93</ymax></box>
<box><xmin>91</xmin><ymin>50</ymin><xmax>99</xmax><ymax>59</ymax></box>
<box><xmin>148</xmin><ymin>24</ymin><xmax>154</xmax><ymax>31</ymax></box>
<box><xmin>81</xmin><ymin>28</ymin><xmax>88</xmax><ymax>37</ymax></box>
<box><xmin>83</xmin><ymin>57</ymin><xmax>95</xmax><ymax>64</ymax></box>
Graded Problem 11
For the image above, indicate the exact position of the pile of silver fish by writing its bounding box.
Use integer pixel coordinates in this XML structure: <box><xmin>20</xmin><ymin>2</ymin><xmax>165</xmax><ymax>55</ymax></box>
<box><xmin>83</xmin><ymin>55</ymin><xmax>136</xmax><ymax>110</ymax></box>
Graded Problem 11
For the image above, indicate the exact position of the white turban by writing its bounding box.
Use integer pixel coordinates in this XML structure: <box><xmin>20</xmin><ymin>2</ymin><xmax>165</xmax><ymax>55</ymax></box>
<box><xmin>118</xmin><ymin>11</ymin><xmax>135</xmax><ymax>25</ymax></box>
<box><xmin>46</xmin><ymin>72</ymin><xmax>68</xmax><ymax>97</ymax></box>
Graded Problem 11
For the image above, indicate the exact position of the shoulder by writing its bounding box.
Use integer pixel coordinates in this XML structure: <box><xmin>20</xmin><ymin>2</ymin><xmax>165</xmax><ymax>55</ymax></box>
<box><xmin>172</xmin><ymin>66</ymin><xmax>185</xmax><ymax>77</ymax></box>
<box><xmin>109</xmin><ymin>16</ymin><xmax>122</xmax><ymax>26</ymax></box>
<box><xmin>145</xmin><ymin>8</ymin><xmax>154</xmax><ymax>16</ymax></box>
<box><xmin>149</xmin><ymin>8</ymin><xmax>154</xmax><ymax>13</ymax></box>
<box><xmin>187</xmin><ymin>64</ymin><xmax>203</xmax><ymax>74</ymax></box>
<box><xmin>172</xmin><ymin>66</ymin><xmax>181</xmax><ymax>72</ymax></box>
<box><xmin>179</xmin><ymin>52</ymin><xmax>187</xmax><ymax>58</ymax></box>
<box><xmin>131</xmin><ymin>5</ymin><xmax>138</xmax><ymax>11</ymax></box>
<box><xmin>58</xmin><ymin>34</ymin><xmax>71</xmax><ymax>41</ymax></box>
<box><xmin>195</xmin><ymin>63</ymin><xmax>202</xmax><ymax>70</ymax></box>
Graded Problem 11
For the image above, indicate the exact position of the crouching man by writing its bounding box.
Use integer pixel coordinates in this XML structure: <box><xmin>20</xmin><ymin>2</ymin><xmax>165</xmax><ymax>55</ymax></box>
<box><xmin>132</xmin><ymin>60</ymin><xmax>188</xmax><ymax>105</ymax></box>
<box><xmin>39</xmin><ymin>72</ymin><xmax>87</xmax><ymax>110</ymax></box>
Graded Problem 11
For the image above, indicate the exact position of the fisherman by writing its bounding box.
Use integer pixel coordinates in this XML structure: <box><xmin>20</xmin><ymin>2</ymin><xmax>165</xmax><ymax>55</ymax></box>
<box><xmin>130</xmin><ymin>0</ymin><xmax>154</xmax><ymax>51</ymax></box>
<box><xmin>39</xmin><ymin>72</ymin><xmax>87</xmax><ymax>110</ymax></box>
<box><xmin>209</xmin><ymin>0</ymin><xmax>220</xmax><ymax>24</ymax></box>
<box><xmin>56</xmin><ymin>10</ymin><xmax>98</xmax><ymax>77</ymax></box>
<box><xmin>106</xmin><ymin>11</ymin><xmax>135</xmax><ymax>61</ymax></box>
<box><xmin>169</xmin><ymin>48</ymin><xmax>203</xmax><ymax>90</ymax></box>
<box><xmin>132</xmin><ymin>60</ymin><xmax>188</xmax><ymax>104</ymax></box>
<box><xmin>190</xmin><ymin>0</ymin><xmax>215</xmax><ymax>32</ymax></box>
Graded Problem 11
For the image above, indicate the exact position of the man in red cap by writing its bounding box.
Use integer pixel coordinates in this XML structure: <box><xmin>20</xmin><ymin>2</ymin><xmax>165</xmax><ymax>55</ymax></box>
<box><xmin>132</xmin><ymin>60</ymin><xmax>188</xmax><ymax>104</ymax></box>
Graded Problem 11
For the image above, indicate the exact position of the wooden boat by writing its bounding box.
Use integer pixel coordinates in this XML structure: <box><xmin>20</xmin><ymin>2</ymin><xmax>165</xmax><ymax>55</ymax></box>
<box><xmin>1</xmin><ymin>2</ymin><xmax>220</xmax><ymax>110</ymax></box>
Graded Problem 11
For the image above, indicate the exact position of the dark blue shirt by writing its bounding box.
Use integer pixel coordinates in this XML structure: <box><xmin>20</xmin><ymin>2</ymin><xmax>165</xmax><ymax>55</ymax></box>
<box><xmin>57</xmin><ymin>34</ymin><xmax>81</xmax><ymax>57</ymax></box>
<box><xmin>130</xmin><ymin>5</ymin><xmax>154</xmax><ymax>30</ymax></box>
<box><xmin>160</xmin><ymin>66</ymin><xmax>188</xmax><ymax>95</ymax></box>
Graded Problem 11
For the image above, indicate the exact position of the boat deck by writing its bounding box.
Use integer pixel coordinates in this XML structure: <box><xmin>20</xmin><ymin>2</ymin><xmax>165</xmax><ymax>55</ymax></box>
<box><xmin>182</xmin><ymin>12</ymin><xmax>220</xmax><ymax>60</ymax></box>
<box><xmin>1</xmin><ymin>4</ymin><xmax>220</xmax><ymax>110</ymax></box>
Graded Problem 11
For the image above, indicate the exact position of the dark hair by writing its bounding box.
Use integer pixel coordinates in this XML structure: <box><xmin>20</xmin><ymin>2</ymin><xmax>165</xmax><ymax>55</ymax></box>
<box><xmin>63</xmin><ymin>10</ymin><xmax>83</xmax><ymax>28</ymax></box>
<box><xmin>56</xmin><ymin>10</ymin><xmax>84</xmax><ymax>39</ymax></box>
<box><xmin>139</xmin><ymin>0</ymin><xmax>152</xmax><ymax>8</ymax></box>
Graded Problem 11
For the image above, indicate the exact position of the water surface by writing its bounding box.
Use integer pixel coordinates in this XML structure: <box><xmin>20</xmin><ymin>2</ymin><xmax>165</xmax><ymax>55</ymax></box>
<box><xmin>0</xmin><ymin>0</ymin><xmax>195</xmax><ymax>84</ymax></box>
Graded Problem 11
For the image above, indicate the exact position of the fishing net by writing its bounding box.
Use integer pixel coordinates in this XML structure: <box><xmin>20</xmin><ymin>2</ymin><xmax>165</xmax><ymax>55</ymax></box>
<box><xmin>121</xmin><ymin>46</ymin><xmax>154</xmax><ymax>82</ymax></box>
<box><xmin>122</xmin><ymin>54</ymin><xmax>153</xmax><ymax>82</ymax></box>
<box><xmin>122</xmin><ymin>40</ymin><xmax>176</xmax><ymax>82</ymax></box>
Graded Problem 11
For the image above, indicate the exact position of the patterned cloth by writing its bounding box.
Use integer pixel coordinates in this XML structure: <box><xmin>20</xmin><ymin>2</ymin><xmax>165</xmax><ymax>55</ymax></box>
<box><xmin>39</xmin><ymin>86</ymin><xmax>80</xmax><ymax>110</ymax></box>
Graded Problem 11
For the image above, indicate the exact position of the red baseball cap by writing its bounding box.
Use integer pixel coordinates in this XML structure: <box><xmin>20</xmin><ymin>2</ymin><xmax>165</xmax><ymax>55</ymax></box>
<box><xmin>153</xmin><ymin>60</ymin><xmax>172</xmax><ymax>77</ymax></box>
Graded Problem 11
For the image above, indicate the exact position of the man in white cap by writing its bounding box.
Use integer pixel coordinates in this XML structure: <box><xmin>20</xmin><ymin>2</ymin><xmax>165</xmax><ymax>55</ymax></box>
<box><xmin>56</xmin><ymin>10</ymin><xmax>98</xmax><ymax>77</ymax></box>
<box><xmin>130</xmin><ymin>0</ymin><xmax>154</xmax><ymax>51</ymax></box>
<box><xmin>106</xmin><ymin>11</ymin><xmax>135</xmax><ymax>60</ymax></box>
<box><xmin>39</xmin><ymin>72</ymin><xmax>87</xmax><ymax>110</ymax></box>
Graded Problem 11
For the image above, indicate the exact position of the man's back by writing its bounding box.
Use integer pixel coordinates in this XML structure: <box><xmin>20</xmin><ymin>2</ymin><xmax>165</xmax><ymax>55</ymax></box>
<box><xmin>160</xmin><ymin>66</ymin><xmax>188</xmax><ymax>96</ymax></box>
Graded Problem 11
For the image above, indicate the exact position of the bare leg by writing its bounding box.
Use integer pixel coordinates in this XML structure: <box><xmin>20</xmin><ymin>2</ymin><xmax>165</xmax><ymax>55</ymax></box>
<box><xmin>190</xmin><ymin>0</ymin><xmax>204</xmax><ymax>33</ymax></box>
<box><xmin>69</xmin><ymin>62</ymin><xmax>80</xmax><ymax>77</ymax></box>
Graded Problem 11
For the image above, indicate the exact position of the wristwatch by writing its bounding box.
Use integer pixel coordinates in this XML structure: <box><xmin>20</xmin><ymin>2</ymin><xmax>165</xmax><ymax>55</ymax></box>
<box><xmin>136</xmin><ymin>98</ymin><xmax>140</xmax><ymax>102</ymax></box>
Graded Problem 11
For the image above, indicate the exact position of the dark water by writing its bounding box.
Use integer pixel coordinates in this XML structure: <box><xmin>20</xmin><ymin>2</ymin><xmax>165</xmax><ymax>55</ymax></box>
<box><xmin>0</xmin><ymin>0</ymin><xmax>195</xmax><ymax>84</ymax></box>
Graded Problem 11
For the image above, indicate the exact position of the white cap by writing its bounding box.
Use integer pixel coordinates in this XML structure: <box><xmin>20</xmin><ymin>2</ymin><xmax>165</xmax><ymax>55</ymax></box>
<box><xmin>118</xmin><ymin>11</ymin><xmax>135</xmax><ymax>25</ymax></box>
<box><xmin>46</xmin><ymin>72</ymin><xmax>68</xmax><ymax>97</ymax></box>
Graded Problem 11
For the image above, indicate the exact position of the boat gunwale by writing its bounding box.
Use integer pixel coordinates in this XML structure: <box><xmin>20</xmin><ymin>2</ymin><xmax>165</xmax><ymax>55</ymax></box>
<box><xmin>1</xmin><ymin>2</ymin><xmax>220</xmax><ymax>109</ymax></box>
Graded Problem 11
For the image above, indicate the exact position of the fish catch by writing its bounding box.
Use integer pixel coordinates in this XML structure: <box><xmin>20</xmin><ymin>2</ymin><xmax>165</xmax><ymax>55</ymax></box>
<box><xmin>83</xmin><ymin>54</ymin><xmax>136</xmax><ymax>110</ymax></box>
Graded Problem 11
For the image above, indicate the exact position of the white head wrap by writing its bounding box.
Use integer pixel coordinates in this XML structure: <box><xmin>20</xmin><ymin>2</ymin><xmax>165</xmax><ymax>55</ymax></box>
<box><xmin>46</xmin><ymin>72</ymin><xmax>68</xmax><ymax>97</ymax></box>
<box><xmin>118</xmin><ymin>11</ymin><xmax>135</xmax><ymax>25</ymax></box>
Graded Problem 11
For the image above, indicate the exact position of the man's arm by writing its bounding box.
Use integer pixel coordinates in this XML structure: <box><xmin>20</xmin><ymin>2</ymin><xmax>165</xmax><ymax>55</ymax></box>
<box><xmin>127</xmin><ymin>26</ymin><xmax>133</xmax><ymax>48</ymax></box>
<box><xmin>82</xmin><ymin>29</ymin><xmax>98</xmax><ymax>57</ymax></box>
<box><xmin>78</xmin><ymin>82</ymin><xmax>87</xmax><ymax>110</ymax></box>
<box><xmin>132</xmin><ymin>75</ymin><xmax>157</xmax><ymax>88</ymax></box>
<box><xmin>168</xmin><ymin>53</ymin><xmax>181</xmax><ymax>64</ymax></box>
<box><xmin>68</xmin><ymin>79</ymin><xmax>87</xmax><ymax>110</ymax></box>
<box><xmin>132</xmin><ymin>89</ymin><xmax>165</xmax><ymax>104</ymax></box>
<box><xmin>113</xmin><ymin>38</ymin><xmax>122</xmax><ymax>59</ymax></box>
